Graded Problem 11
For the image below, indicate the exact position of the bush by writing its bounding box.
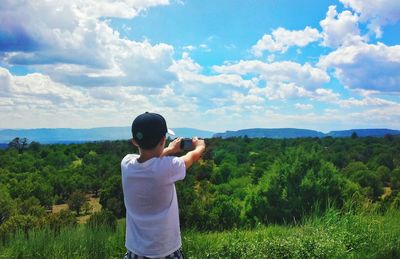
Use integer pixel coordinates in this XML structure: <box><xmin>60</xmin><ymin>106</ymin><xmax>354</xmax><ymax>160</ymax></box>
<box><xmin>46</xmin><ymin>209</ymin><xmax>77</xmax><ymax>233</ymax></box>
<box><xmin>244</xmin><ymin>148</ymin><xmax>349</xmax><ymax>224</ymax></box>
<box><xmin>87</xmin><ymin>209</ymin><xmax>117</xmax><ymax>231</ymax></box>
<box><xmin>67</xmin><ymin>191</ymin><xmax>88</xmax><ymax>215</ymax></box>
<box><xmin>0</xmin><ymin>185</ymin><xmax>16</xmax><ymax>225</ymax></box>
<box><xmin>0</xmin><ymin>215</ymin><xmax>44</xmax><ymax>242</ymax></box>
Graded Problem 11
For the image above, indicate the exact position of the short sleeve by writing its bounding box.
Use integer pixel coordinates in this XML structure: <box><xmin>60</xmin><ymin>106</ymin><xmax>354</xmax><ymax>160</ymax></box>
<box><xmin>166</xmin><ymin>156</ymin><xmax>186</xmax><ymax>183</ymax></box>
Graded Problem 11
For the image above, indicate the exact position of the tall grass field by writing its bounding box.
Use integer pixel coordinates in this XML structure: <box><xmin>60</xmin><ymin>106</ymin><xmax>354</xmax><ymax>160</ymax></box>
<box><xmin>1</xmin><ymin>208</ymin><xmax>399</xmax><ymax>259</ymax></box>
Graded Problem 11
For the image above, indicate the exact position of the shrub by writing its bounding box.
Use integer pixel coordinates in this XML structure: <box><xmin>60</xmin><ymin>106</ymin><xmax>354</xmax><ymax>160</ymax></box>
<box><xmin>46</xmin><ymin>209</ymin><xmax>77</xmax><ymax>233</ymax></box>
<box><xmin>67</xmin><ymin>191</ymin><xmax>88</xmax><ymax>215</ymax></box>
<box><xmin>0</xmin><ymin>215</ymin><xmax>44</xmax><ymax>242</ymax></box>
<box><xmin>87</xmin><ymin>209</ymin><xmax>117</xmax><ymax>231</ymax></box>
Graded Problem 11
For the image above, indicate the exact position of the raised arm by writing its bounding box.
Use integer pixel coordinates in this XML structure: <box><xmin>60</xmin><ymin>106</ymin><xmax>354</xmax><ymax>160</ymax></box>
<box><xmin>161</xmin><ymin>137</ymin><xmax>182</xmax><ymax>157</ymax></box>
<box><xmin>181</xmin><ymin>138</ymin><xmax>206</xmax><ymax>169</ymax></box>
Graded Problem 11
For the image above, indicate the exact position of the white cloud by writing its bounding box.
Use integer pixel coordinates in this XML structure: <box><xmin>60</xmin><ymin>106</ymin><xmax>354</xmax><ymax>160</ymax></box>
<box><xmin>0</xmin><ymin>0</ymin><xmax>175</xmax><ymax>88</ymax></box>
<box><xmin>251</xmin><ymin>26</ymin><xmax>321</xmax><ymax>56</ymax></box>
<box><xmin>183</xmin><ymin>45</ymin><xmax>196</xmax><ymax>51</ymax></box>
<box><xmin>337</xmin><ymin>96</ymin><xmax>400</xmax><ymax>108</ymax></box>
<box><xmin>312</xmin><ymin>88</ymin><xmax>341</xmax><ymax>103</ymax></box>
<box><xmin>319</xmin><ymin>42</ymin><xmax>400</xmax><ymax>92</ymax></box>
<box><xmin>320</xmin><ymin>5</ymin><xmax>363</xmax><ymax>48</ymax></box>
<box><xmin>295</xmin><ymin>103</ymin><xmax>313</xmax><ymax>110</ymax></box>
<box><xmin>249</xmin><ymin>82</ymin><xmax>310</xmax><ymax>100</ymax></box>
<box><xmin>214</xmin><ymin>60</ymin><xmax>330</xmax><ymax>90</ymax></box>
<box><xmin>170</xmin><ymin>53</ymin><xmax>256</xmax><ymax>89</ymax></box>
<box><xmin>203</xmin><ymin>102</ymin><xmax>400</xmax><ymax>132</ymax></box>
<box><xmin>0</xmin><ymin>66</ymin><xmax>200</xmax><ymax>128</ymax></box>
<box><xmin>231</xmin><ymin>92</ymin><xmax>264</xmax><ymax>105</ymax></box>
<box><xmin>199</xmin><ymin>44</ymin><xmax>211</xmax><ymax>52</ymax></box>
<box><xmin>340</xmin><ymin>0</ymin><xmax>400</xmax><ymax>37</ymax></box>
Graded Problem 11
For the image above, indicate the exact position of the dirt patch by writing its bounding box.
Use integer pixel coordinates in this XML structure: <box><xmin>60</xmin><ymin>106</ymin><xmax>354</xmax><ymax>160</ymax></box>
<box><xmin>51</xmin><ymin>196</ymin><xmax>102</xmax><ymax>224</ymax></box>
<box><xmin>77</xmin><ymin>197</ymin><xmax>102</xmax><ymax>224</ymax></box>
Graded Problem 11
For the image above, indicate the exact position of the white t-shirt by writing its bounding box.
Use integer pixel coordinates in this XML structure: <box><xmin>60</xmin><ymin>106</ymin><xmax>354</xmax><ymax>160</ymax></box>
<box><xmin>121</xmin><ymin>154</ymin><xmax>186</xmax><ymax>258</ymax></box>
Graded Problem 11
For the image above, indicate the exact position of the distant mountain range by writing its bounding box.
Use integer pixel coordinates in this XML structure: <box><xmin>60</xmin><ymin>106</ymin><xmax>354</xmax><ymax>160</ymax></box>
<box><xmin>0</xmin><ymin>127</ymin><xmax>399</xmax><ymax>145</ymax></box>
<box><xmin>213</xmin><ymin>128</ymin><xmax>400</xmax><ymax>139</ymax></box>
<box><xmin>213</xmin><ymin>128</ymin><xmax>325</xmax><ymax>138</ymax></box>
<box><xmin>0</xmin><ymin>127</ymin><xmax>214</xmax><ymax>144</ymax></box>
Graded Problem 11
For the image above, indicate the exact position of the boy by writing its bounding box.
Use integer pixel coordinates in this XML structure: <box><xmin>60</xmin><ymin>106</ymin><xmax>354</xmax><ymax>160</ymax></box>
<box><xmin>121</xmin><ymin>112</ymin><xmax>206</xmax><ymax>259</ymax></box>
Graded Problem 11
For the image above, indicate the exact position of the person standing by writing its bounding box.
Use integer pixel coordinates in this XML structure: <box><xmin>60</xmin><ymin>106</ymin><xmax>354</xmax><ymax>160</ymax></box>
<box><xmin>121</xmin><ymin>112</ymin><xmax>205</xmax><ymax>259</ymax></box>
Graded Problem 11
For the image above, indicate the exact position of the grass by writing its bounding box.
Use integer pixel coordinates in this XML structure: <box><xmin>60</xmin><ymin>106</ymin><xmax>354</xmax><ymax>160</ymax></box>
<box><xmin>184</xmin><ymin>209</ymin><xmax>400</xmax><ymax>258</ymax></box>
<box><xmin>1</xmin><ymin>210</ymin><xmax>399</xmax><ymax>258</ymax></box>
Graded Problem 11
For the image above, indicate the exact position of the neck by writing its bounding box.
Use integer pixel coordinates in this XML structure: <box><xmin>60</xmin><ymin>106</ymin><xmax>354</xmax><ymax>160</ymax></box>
<box><xmin>138</xmin><ymin>148</ymin><xmax>162</xmax><ymax>163</ymax></box>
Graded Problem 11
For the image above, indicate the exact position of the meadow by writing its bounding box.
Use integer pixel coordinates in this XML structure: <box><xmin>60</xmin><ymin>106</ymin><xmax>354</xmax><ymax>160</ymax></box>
<box><xmin>0</xmin><ymin>208</ymin><xmax>399</xmax><ymax>258</ymax></box>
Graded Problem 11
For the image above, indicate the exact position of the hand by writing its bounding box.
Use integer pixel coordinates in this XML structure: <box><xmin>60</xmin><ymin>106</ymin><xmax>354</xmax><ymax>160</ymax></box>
<box><xmin>167</xmin><ymin>137</ymin><xmax>182</xmax><ymax>153</ymax></box>
<box><xmin>192</xmin><ymin>137</ymin><xmax>206</xmax><ymax>151</ymax></box>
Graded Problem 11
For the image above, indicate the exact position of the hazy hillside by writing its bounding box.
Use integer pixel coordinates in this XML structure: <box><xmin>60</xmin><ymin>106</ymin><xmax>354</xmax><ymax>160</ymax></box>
<box><xmin>326</xmin><ymin>129</ymin><xmax>400</xmax><ymax>137</ymax></box>
<box><xmin>0</xmin><ymin>127</ymin><xmax>214</xmax><ymax>144</ymax></box>
<box><xmin>1</xmin><ymin>127</ymin><xmax>399</xmax><ymax>144</ymax></box>
<box><xmin>214</xmin><ymin>128</ymin><xmax>400</xmax><ymax>139</ymax></box>
<box><xmin>213</xmin><ymin>128</ymin><xmax>325</xmax><ymax>138</ymax></box>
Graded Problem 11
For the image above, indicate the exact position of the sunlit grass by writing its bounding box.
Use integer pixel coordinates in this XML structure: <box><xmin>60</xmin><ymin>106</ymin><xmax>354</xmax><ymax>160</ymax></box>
<box><xmin>1</xmin><ymin>210</ymin><xmax>399</xmax><ymax>258</ymax></box>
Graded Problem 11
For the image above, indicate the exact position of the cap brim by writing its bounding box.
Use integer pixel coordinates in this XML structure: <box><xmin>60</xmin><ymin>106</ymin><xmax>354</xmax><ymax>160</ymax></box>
<box><xmin>167</xmin><ymin>129</ymin><xmax>175</xmax><ymax>136</ymax></box>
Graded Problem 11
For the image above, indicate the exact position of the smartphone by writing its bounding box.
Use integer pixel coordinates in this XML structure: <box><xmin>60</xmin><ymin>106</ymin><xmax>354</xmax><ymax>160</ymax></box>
<box><xmin>180</xmin><ymin>138</ymin><xmax>194</xmax><ymax>151</ymax></box>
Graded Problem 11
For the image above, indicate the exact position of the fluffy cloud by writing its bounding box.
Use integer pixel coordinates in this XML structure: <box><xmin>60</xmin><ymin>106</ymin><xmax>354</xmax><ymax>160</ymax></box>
<box><xmin>231</xmin><ymin>92</ymin><xmax>264</xmax><ymax>105</ymax></box>
<box><xmin>170</xmin><ymin>53</ymin><xmax>257</xmax><ymax>93</ymax></box>
<box><xmin>204</xmin><ymin>101</ymin><xmax>400</xmax><ymax>132</ymax></box>
<box><xmin>0</xmin><ymin>67</ymin><xmax>90</xmax><ymax>106</ymax></box>
<box><xmin>0</xmin><ymin>0</ymin><xmax>175</xmax><ymax>87</ymax></box>
<box><xmin>295</xmin><ymin>103</ymin><xmax>313</xmax><ymax>110</ymax></box>
<box><xmin>0</xmin><ymin>66</ymin><xmax>200</xmax><ymax>128</ymax></box>
<box><xmin>337</xmin><ymin>96</ymin><xmax>400</xmax><ymax>108</ymax></box>
<box><xmin>320</xmin><ymin>5</ymin><xmax>363</xmax><ymax>48</ymax></box>
<box><xmin>249</xmin><ymin>82</ymin><xmax>310</xmax><ymax>100</ymax></box>
<box><xmin>214</xmin><ymin>60</ymin><xmax>330</xmax><ymax>90</ymax></box>
<box><xmin>251</xmin><ymin>26</ymin><xmax>321</xmax><ymax>56</ymax></box>
<box><xmin>319</xmin><ymin>42</ymin><xmax>400</xmax><ymax>92</ymax></box>
<box><xmin>340</xmin><ymin>0</ymin><xmax>400</xmax><ymax>37</ymax></box>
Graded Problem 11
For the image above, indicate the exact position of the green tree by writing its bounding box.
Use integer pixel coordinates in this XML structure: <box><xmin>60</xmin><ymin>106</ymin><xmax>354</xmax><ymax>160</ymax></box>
<box><xmin>100</xmin><ymin>175</ymin><xmax>125</xmax><ymax>218</ymax></box>
<box><xmin>67</xmin><ymin>191</ymin><xmax>87</xmax><ymax>215</ymax></box>
<box><xmin>8</xmin><ymin>137</ymin><xmax>29</xmax><ymax>154</ymax></box>
<box><xmin>0</xmin><ymin>215</ymin><xmax>43</xmax><ymax>241</ymax></box>
<box><xmin>16</xmin><ymin>197</ymin><xmax>46</xmax><ymax>217</ymax></box>
<box><xmin>342</xmin><ymin>162</ymin><xmax>384</xmax><ymax>199</ymax></box>
<box><xmin>46</xmin><ymin>209</ymin><xmax>77</xmax><ymax>233</ymax></box>
<box><xmin>209</xmin><ymin>195</ymin><xmax>241</xmax><ymax>230</ymax></box>
<box><xmin>245</xmin><ymin>148</ymin><xmax>348</xmax><ymax>224</ymax></box>
<box><xmin>0</xmin><ymin>186</ymin><xmax>16</xmax><ymax>225</ymax></box>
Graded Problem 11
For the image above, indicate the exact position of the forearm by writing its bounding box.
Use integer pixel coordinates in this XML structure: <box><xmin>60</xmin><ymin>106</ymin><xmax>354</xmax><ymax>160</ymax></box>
<box><xmin>161</xmin><ymin>147</ymin><xmax>174</xmax><ymax>157</ymax></box>
<box><xmin>182</xmin><ymin>145</ymin><xmax>205</xmax><ymax>169</ymax></box>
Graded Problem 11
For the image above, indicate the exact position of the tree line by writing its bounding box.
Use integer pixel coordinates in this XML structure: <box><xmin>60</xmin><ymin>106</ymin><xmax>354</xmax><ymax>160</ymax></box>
<box><xmin>0</xmin><ymin>135</ymin><xmax>399</xmax><ymax>237</ymax></box>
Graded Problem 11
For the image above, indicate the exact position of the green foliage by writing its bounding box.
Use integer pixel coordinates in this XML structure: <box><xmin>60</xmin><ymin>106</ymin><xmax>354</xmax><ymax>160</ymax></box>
<box><xmin>100</xmin><ymin>175</ymin><xmax>125</xmax><ymax>218</ymax></box>
<box><xmin>342</xmin><ymin>162</ymin><xmax>383</xmax><ymax>200</ymax></box>
<box><xmin>87</xmin><ymin>209</ymin><xmax>117</xmax><ymax>231</ymax></box>
<box><xmin>0</xmin><ymin>215</ymin><xmax>44</xmax><ymax>242</ymax></box>
<box><xmin>245</xmin><ymin>148</ymin><xmax>350</xmax><ymax>224</ymax></box>
<box><xmin>46</xmin><ymin>209</ymin><xmax>77</xmax><ymax>233</ymax></box>
<box><xmin>0</xmin><ymin>185</ymin><xmax>16</xmax><ymax>225</ymax></box>
<box><xmin>67</xmin><ymin>191</ymin><xmax>87</xmax><ymax>215</ymax></box>
<box><xmin>16</xmin><ymin>197</ymin><xmax>46</xmax><ymax>217</ymax></box>
<box><xmin>0</xmin><ymin>136</ymin><xmax>399</xmax><ymax>237</ymax></box>
<box><xmin>8</xmin><ymin>137</ymin><xmax>28</xmax><ymax>154</ymax></box>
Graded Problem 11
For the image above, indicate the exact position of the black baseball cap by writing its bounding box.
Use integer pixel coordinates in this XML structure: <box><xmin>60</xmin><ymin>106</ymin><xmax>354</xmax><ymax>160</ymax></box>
<box><xmin>131</xmin><ymin>112</ymin><xmax>175</xmax><ymax>149</ymax></box>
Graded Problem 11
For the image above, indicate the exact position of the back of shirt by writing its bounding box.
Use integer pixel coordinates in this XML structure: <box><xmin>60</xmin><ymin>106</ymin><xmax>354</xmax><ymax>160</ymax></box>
<box><xmin>121</xmin><ymin>154</ymin><xmax>186</xmax><ymax>258</ymax></box>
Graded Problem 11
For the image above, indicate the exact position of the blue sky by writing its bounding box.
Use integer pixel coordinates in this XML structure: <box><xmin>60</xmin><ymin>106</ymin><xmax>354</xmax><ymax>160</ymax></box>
<box><xmin>0</xmin><ymin>0</ymin><xmax>399</xmax><ymax>132</ymax></box>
